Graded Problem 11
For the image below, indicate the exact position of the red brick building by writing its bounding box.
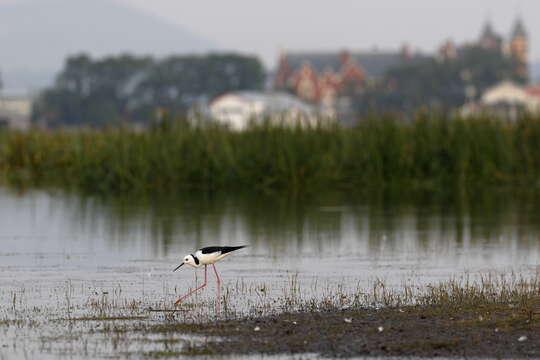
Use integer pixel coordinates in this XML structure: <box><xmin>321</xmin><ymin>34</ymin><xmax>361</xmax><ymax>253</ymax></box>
<box><xmin>275</xmin><ymin>18</ymin><xmax>530</xmax><ymax>108</ymax></box>
<box><xmin>274</xmin><ymin>48</ymin><xmax>425</xmax><ymax>105</ymax></box>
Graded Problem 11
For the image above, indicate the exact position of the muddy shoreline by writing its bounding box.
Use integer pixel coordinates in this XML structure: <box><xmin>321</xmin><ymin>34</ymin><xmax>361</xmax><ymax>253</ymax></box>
<box><xmin>146</xmin><ymin>303</ymin><xmax>540</xmax><ymax>358</ymax></box>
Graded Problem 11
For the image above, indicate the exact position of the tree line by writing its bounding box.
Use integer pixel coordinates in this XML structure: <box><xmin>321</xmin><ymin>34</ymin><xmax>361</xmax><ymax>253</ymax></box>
<box><xmin>32</xmin><ymin>46</ymin><xmax>525</xmax><ymax>127</ymax></box>
<box><xmin>33</xmin><ymin>53</ymin><xmax>265</xmax><ymax>127</ymax></box>
<box><xmin>352</xmin><ymin>46</ymin><xmax>526</xmax><ymax>115</ymax></box>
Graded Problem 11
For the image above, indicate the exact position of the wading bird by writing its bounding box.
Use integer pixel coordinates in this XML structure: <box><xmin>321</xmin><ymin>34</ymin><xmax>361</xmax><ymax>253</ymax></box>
<box><xmin>173</xmin><ymin>245</ymin><xmax>246</xmax><ymax>310</ymax></box>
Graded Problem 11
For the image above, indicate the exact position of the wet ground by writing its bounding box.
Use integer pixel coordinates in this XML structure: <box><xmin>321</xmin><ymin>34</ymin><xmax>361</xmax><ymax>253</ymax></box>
<box><xmin>1</xmin><ymin>187</ymin><xmax>540</xmax><ymax>359</ymax></box>
<box><xmin>149</xmin><ymin>303</ymin><xmax>540</xmax><ymax>358</ymax></box>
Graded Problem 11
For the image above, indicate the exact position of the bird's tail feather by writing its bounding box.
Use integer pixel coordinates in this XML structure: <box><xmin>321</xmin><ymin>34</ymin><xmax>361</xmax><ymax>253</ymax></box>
<box><xmin>221</xmin><ymin>245</ymin><xmax>247</xmax><ymax>254</ymax></box>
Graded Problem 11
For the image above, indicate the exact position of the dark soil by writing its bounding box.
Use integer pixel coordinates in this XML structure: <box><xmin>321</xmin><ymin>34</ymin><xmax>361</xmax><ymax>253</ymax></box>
<box><xmin>148</xmin><ymin>303</ymin><xmax>540</xmax><ymax>358</ymax></box>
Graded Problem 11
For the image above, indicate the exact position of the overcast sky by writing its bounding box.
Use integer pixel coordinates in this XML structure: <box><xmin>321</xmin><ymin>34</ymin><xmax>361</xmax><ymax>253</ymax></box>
<box><xmin>117</xmin><ymin>0</ymin><xmax>538</xmax><ymax>66</ymax></box>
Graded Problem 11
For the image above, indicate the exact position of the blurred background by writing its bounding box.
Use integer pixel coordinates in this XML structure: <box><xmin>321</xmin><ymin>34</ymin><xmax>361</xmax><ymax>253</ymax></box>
<box><xmin>0</xmin><ymin>0</ymin><xmax>538</xmax><ymax>129</ymax></box>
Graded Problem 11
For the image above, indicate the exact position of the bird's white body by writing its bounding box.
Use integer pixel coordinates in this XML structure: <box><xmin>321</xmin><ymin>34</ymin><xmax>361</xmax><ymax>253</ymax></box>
<box><xmin>173</xmin><ymin>245</ymin><xmax>247</xmax><ymax>309</ymax></box>
<box><xmin>177</xmin><ymin>246</ymin><xmax>246</xmax><ymax>269</ymax></box>
<box><xmin>192</xmin><ymin>250</ymin><xmax>230</xmax><ymax>266</ymax></box>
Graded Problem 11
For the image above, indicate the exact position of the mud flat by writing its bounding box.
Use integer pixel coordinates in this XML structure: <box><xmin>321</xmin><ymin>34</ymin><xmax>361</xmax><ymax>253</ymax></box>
<box><xmin>149</xmin><ymin>303</ymin><xmax>539</xmax><ymax>358</ymax></box>
<box><xmin>123</xmin><ymin>275</ymin><xmax>540</xmax><ymax>358</ymax></box>
<box><xmin>1</xmin><ymin>273</ymin><xmax>539</xmax><ymax>358</ymax></box>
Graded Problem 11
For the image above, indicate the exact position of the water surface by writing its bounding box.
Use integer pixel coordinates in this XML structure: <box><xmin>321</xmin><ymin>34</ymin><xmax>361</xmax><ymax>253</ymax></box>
<box><xmin>1</xmin><ymin>186</ymin><xmax>539</xmax><ymax>359</ymax></box>
<box><xmin>1</xmin><ymin>187</ymin><xmax>539</xmax><ymax>278</ymax></box>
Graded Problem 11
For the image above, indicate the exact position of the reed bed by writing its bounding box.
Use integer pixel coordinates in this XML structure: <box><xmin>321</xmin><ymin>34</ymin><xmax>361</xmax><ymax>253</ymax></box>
<box><xmin>2</xmin><ymin>114</ymin><xmax>540</xmax><ymax>194</ymax></box>
<box><xmin>1</xmin><ymin>272</ymin><xmax>538</xmax><ymax>325</ymax></box>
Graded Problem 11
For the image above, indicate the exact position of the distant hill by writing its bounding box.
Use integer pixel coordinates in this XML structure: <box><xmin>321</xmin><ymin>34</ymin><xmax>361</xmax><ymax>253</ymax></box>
<box><xmin>0</xmin><ymin>0</ymin><xmax>215</xmax><ymax>94</ymax></box>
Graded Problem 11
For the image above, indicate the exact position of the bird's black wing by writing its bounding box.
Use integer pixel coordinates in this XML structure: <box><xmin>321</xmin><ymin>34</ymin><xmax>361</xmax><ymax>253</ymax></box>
<box><xmin>200</xmin><ymin>246</ymin><xmax>247</xmax><ymax>255</ymax></box>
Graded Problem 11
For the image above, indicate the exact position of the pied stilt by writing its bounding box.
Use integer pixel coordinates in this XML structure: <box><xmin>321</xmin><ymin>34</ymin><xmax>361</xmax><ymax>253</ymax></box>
<box><xmin>173</xmin><ymin>245</ymin><xmax>246</xmax><ymax>310</ymax></box>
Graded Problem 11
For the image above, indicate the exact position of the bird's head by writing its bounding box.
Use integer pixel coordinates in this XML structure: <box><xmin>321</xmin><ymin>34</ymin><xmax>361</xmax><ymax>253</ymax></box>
<box><xmin>173</xmin><ymin>254</ymin><xmax>199</xmax><ymax>271</ymax></box>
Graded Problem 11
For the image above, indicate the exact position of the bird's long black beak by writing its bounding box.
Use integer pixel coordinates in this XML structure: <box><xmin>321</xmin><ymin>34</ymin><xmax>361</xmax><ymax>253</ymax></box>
<box><xmin>173</xmin><ymin>263</ymin><xmax>184</xmax><ymax>272</ymax></box>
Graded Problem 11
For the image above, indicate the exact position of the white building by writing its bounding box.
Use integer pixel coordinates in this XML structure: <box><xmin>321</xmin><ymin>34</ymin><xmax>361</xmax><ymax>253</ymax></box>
<box><xmin>481</xmin><ymin>81</ymin><xmax>540</xmax><ymax>113</ymax></box>
<box><xmin>0</xmin><ymin>96</ymin><xmax>33</xmax><ymax>130</ymax></box>
<box><xmin>482</xmin><ymin>81</ymin><xmax>540</xmax><ymax>110</ymax></box>
<box><xmin>462</xmin><ymin>81</ymin><xmax>540</xmax><ymax>118</ymax></box>
<box><xmin>207</xmin><ymin>91</ymin><xmax>318</xmax><ymax>130</ymax></box>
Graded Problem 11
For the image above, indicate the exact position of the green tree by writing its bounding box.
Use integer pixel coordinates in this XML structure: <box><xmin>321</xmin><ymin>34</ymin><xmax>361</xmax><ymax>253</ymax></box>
<box><xmin>354</xmin><ymin>46</ymin><xmax>523</xmax><ymax>114</ymax></box>
<box><xmin>34</xmin><ymin>53</ymin><xmax>265</xmax><ymax>127</ymax></box>
<box><xmin>131</xmin><ymin>54</ymin><xmax>265</xmax><ymax>120</ymax></box>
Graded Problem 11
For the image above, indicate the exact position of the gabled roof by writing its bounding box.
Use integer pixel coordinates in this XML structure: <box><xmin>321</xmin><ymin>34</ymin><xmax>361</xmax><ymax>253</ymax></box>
<box><xmin>511</xmin><ymin>17</ymin><xmax>527</xmax><ymax>38</ymax></box>
<box><xmin>480</xmin><ymin>21</ymin><xmax>499</xmax><ymax>39</ymax></box>
<box><xmin>283</xmin><ymin>51</ymin><xmax>426</xmax><ymax>78</ymax></box>
<box><xmin>479</xmin><ymin>20</ymin><xmax>503</xmax><ymax>44</ymax></box>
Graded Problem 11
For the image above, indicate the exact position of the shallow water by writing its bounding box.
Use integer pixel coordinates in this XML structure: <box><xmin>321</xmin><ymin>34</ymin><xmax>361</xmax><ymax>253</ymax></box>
<box><xmin>1</xmin><ymin>186</ymin><xmax>539</xmax><ymax>359</ymax></box>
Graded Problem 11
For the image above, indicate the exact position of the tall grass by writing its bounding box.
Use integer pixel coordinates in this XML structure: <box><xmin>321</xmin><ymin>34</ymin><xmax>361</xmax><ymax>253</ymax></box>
<box><xmin>2</xmin><ymin>114</ymin><xmax>540</xmax><ymax>194</ymax></box>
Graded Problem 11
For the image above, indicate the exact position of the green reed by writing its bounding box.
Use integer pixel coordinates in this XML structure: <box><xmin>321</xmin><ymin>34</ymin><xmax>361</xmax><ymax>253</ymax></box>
<box><xmin>2</xmin><ymin>114</ymin><xmax>540</xmax><ymax>194</ymax></box>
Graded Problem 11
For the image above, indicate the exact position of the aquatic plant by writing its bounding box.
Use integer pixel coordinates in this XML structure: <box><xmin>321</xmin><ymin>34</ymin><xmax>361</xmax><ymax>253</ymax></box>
<box><xmin>2</xmin><ymin>113</ymin><xmax>540</xmax><ymax>194</ymax></box>
<box><xmin>1</xmin><ymin>272</ymin><xmax>539</xmax><ymax>358</ymax></box>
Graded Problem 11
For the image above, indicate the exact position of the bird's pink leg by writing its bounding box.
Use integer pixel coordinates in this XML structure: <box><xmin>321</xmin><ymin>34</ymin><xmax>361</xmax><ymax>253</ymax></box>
<box><xmin>212</xmin><ymin>263</ymin><xmax>221</xmax><ymax>312</ymax></box>
<box><xmin>175</xmin><ymin>265</ymin><xmax>207</xmax><ymax>305</ymax></box>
